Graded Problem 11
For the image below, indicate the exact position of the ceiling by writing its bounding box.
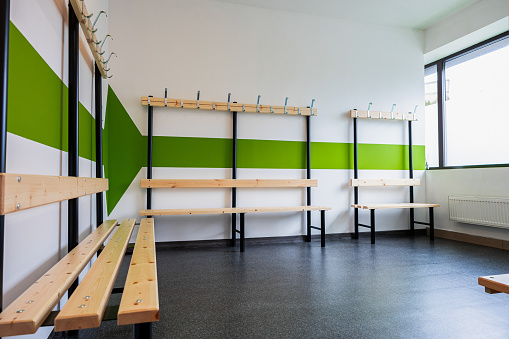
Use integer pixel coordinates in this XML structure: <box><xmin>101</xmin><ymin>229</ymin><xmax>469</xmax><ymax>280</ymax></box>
<box><xmin>212</xmin><ymin>0</ymin><xmax>480</xmax><ymax>29</ymax></box>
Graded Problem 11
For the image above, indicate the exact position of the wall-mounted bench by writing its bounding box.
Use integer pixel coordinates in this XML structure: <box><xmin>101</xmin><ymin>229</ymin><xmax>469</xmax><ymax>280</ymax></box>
<box><xmin>350</xmin><ymin>108</ymin><xmax>440</xmax><ymax>244</ymax></box>
<box><xmin>0</xmin><ymin>174</ymin><xmax>159</xmax><ymax>337</ymax></box>
<box><xmin>140</xmin><ymin>179</ymin><xmax>330</xmax><ymax>252</ymax></box>
<box><xmin>479</xmin><ymin>274</ymin><xmax>509</xmax><ymax>294</ymax></box>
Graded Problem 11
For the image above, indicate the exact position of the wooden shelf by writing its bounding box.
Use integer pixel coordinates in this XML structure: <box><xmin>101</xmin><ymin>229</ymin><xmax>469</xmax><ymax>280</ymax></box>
<box><xmin>351</xmin><ymin>179</ymin><xmax>420</xmax><ymax>187</ymax></box>
<box><xmin>350</xmin><ymin>109</ymin><xmax>416</xmax><ymax>121</ymax></box>
<box><xmin>69</xmin><ymin>0</ymin><xmax>108</xmax><ymax>79</ymax></box>
<box><xmin>351</xmin><ymin>203</ymin><xmax>440</xmax><ymax>210</ymax></box>
<box><xmin>140</xmin><ymin>205</ymin><xmax>331</xmax><ymax>216</ymax></box>
<box><xmin>141</xmin><ymin>97</ymin><xmax>318</xmax><ymax>116</ymax></box>
<box><xmin>141</xmin><ymin>179</ymin><xmax>318</xmax><ymax>188</ymax></box>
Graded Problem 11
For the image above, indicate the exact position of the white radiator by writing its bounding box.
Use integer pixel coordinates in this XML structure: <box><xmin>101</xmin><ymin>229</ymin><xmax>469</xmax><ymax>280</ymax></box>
<box><xmin>449</xmin><ymin>195</ymin><xmax>509</xmax><ymax>229</ymax></box>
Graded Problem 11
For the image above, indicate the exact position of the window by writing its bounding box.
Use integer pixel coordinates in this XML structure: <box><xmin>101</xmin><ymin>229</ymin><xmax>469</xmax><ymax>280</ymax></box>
<box><xmin>425</xmin><ymin>32</ymin><xmax>509</xmax><ymax>168</ymax></box>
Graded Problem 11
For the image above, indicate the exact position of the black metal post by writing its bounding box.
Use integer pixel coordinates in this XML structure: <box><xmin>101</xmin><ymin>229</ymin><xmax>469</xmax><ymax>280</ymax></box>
<box><xmin>68</xmin><ymin>2</ymin><xmax>79</xmax><ymax>297</ymax></box>
<box><xmin>240</xmin><ymin>213</ymin><xmax>245</xmax><ymax>252</ymax></box>
<box><xmin>306</xmin><ymin>116</ymin><xmax>311</xmax><ymax>242</ymax></box>
<box><xmin>231</xmin><ymin>109</ymin><xmax>237</xmax><ymax>247</ymax></box>
<box><xmin>320</xmin><ymin>210</ymin><xmax>325</xmax><ymax>247</ymax></box>
<box><xmin>133</xmin><ymin>322</ymin><xmax>152</xmax><ymax>339</ymax></box>
<box><xmin>0</xmin><ymin>0</ymin><xmax>9</xmax><ymax>318</ymax></box>
<box><xmin>429</xmin><ymin>207</ymin><xmax>435</xmax><ymax>242</ymax></box>
<box><xmin>94</xmin><ymin>63</ymin><xmax>103</xmax><ymax>227</ymax></box>
<box><xmin>409</xmin><ymin>120</ymin><xmax>414</xmax><ymax>236</ymax></box>
<box><xmin>370</xmin><ymin>209</ymin><xmax>375</xmax><ymax>244</ymax></box>
<box><xmin>353</xmin><ymin>117</ymin><xmax>359</xmax><ymax>239</ymax></box>
<box><xmin>147</xmin><ymin>96</ymin><xmax>153</xmax><ymax>210</ymax></box>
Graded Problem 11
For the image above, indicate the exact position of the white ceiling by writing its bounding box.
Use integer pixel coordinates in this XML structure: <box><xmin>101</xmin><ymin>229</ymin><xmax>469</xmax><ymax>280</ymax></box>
<box><xmin>212</xmin><ymin>0</ymin><xmax>480</xmax><ymax>29</ymax></box>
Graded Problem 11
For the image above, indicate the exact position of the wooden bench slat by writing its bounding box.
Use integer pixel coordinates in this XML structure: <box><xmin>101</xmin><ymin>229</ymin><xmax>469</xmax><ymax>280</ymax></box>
<box><xmin>350</xmin><ymin>179</ymin><xmax>420</xmax><ymax>187</ymax></box>
<box><xmin>0</xmin><ymin>173</ymin><xmax>108</xmax><ymax>215</ymax></box>
<box><xmin>140</xmin><ymin>205</ymin><xmax>331</xmax><ymax>216</ymax></box>
<box><xmin>351</xmin><ymin>203</ymin><xmax>440</xmax><ymax>210</ymax></box>
<box><xmin>54</xmin><ymin>219</ymin><xmax>136</xmax><ymax>332</ymax></box>
<box><xmin>349</xmin><ymin>109</ymin><xmax>416</xmax><ymax>121</ymax></box>
<box><xmin>479</xmin><ymin>274</ymin><xmax>509</xmax><ymax>294</ymax></box>
<box><xmin>118</xmin><ymin>218</ymin><xmax>159</xmax><ymax>325</ymax></box>
<box><xmin>141</xmin><ymin>179</ymin><xmax>318</xmax><ymax>188</ymax></box>
<box><xmin>0</xmin><ymin>220</ymin><xmax>118</xmax><ymax>337</ymax></box>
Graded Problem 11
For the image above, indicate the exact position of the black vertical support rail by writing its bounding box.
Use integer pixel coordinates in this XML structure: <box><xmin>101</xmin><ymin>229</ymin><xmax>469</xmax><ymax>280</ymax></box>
<box><xmin>408</xmin><ymin>120</ymin><xmax>414</xmax><ymax>236</ymax></box>
<box><xmin>437</xmin><ymin>62</ymin><xmax>445</xmax><ymax>168</ymax></box>
<box><xmin>429</xmin><ymin>207</ymin><xmax>434</xmax><ymax>242</ymax></box>
<box><xmin>353</xmin><ymin>117</ymin><xmax>359</xmax><ymax>239</ymax></box>
<box><xmin>94</xmin><ymin>63</ymin><xmax>103</xmax><ymax>227</ymax></box>
<box><xmin>239</xmin><ymin>213</ymin><xmax>245</xmax><ymax>253</ymax></box>
<box><xmin>68</xmin><ymin>2</ymin><xmax>79</xmax><ymax>298</ymax></box>
<box><xmin>306</xmin><ymin>116</ymin><xmax>311</xmax><ymax>242</ymax></box>
<box><xmin>370</xmin><ymin>209</ymin><xmax>375</xmax><ymax>244</ymax></box>
<box><xmin>0</xmin><ymin>0</ymin><xmax>9</xmax><ymax>320</ymax></box>
<box><xmin>147</xmin><ymin>96</ymin><xmax>153</xmax><ymax>210</ymax></box>
<box><xmin>231</xmin><ymin>109</ymin><xmax>237</xmax><ymax>247</ymax></box>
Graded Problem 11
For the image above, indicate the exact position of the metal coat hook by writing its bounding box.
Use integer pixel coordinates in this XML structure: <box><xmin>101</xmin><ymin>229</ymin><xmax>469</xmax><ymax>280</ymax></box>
<box><xmin>310</xmin><ymin>99</ymin><xmax>315</xmax><ymax>116</ymax></box>
<box><xmin>93</xmin><ymin>11</ymin><xmax>107</xmax><ymax>27</ymax></box>
<box><xmin>298</xmin><ymin>108</ymin><xmax>301</xmax><ymax>115</ymax></box>
<box><xmin>227</xmin><ymin>93</ymin><xmax>231</xmax><ymax>111</ymax></box>
<box><xmin>390</xmin><ymin>104</ymin><xmax>396</xmax><ymax>120</ymax></box>
<box><xmin>164</xmin><ymin>88</ymin><xmax>168</xmax><ymax>107</ymax></box>
<box><xmin>148</xmin><ymin>96</ymin><xmax>151</xmax><ymax>106</ymax></box>
<box><xmin>367</xmin><ymin>102</ymin><xmax>372</xmax><ymax>118</ymax></box>
<box><xmin>181</xmin><ymin>100</ymin><xmax>184</xmax><ymax>108</ymax></box>
<box><xmin>197</xmin><ymin>91</ymin><xmax>200</xmax><ymax>109</ymax></box>
<box><xmin>100</xmin><ymin>34</ymin><xmax>112</xmax><ymax>49</ymax></box>
<box><xmin>213</xmin><ymin>102</ymin><xmax>216</xmax><ymax>110</ymax></box>
<box><xmin>284</xmin><ymin>97</ymin><xmax>288</xmax><ymax>114</ymax></box>
<box><xmin>107</xmin><ymin>74</ymin><xmax>113</xmax><ymax>79</ymax></box>
<box><xmin>270</xmin><ymin>106</ymin><xmax>274</xmax><ymax>114</ymax></box>
<box><xmin>104</xmin><ymin>67</ymin><xmax>111</xmax><ymax>72</ymax></box>
<box><xmin>97</xmin><ymin>50</ymin><xmax>106</xmax><ymax>55</ymax></box>
<box><xmin>354</xmin><ymin>109</ymin><xmax>358</xmax><ymax>118</ymax></box>
<box><xmin>413</xmin><ymin>105</ymin><xmax>418</xmax><ymax>121</ymax></box>
<box><xmin>257</xmin><ymin>95</ymin><xmax>261</xmax><ymax>113</ymax></box>
<box><xmin>101</xmin><ymin>52</ymin><xmax>117</xmax><ymax>64</ymax></box>
<box><xmin>242</xmin><ymin>104</ymin><xmax>245</xmax><ymax>112</ymax></box>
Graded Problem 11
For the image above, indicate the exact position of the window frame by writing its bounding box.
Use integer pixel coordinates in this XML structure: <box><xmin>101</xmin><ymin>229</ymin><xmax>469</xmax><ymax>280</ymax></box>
<box><xmin>425</xmin><ymin>30</ymin><xmax>509</xmax><ymax>170</ymax></box>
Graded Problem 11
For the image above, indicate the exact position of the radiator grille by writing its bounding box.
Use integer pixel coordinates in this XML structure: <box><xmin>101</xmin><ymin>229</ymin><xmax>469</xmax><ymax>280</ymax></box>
<box><xmin>449</xmin><ymin>195</ymin><xmax>509</xmax><ymax>228</ymax></box>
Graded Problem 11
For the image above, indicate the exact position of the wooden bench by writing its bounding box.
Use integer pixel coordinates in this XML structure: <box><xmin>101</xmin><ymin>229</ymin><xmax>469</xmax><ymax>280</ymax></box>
<box><xmin>350</xmin><ymin>179</ymin><xmax>440</xmax><ymax>244</ymax></box>
<box><xmin>479</xmin><ymin>274</ymin><xmax>509</xmax><ymax>294</ymax></box>
<box><xmin>140</xmin><ymin>179</ymin><xmax>331</xmax><ymax>252</ymax></box>
<box><xmin>0</xmin><ymin>173</ymin><xmax>159</xmax><ymax>338</ymax></box>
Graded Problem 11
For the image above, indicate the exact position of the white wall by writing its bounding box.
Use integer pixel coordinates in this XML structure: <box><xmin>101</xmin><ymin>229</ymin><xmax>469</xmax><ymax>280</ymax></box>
<box><xmin>7</xmin><ymin>1</ymin><xmax>108</xmax><ymax>338</ymax></box>
<box><xmin>108</xmin><ymin>0</ymin><xmax>428</xmax><ymax>242</ymax></box>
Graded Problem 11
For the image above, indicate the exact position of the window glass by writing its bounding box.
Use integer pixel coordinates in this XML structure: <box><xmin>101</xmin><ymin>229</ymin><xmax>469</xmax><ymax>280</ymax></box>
<box><xmin>424</xmin><ymin>65</ymin><xmax>438</xmax><ymax>168</ymax></box>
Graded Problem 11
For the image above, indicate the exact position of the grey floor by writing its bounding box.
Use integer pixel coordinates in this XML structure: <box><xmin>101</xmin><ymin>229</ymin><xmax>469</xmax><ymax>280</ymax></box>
<box><xmin>78</xmin><ymin>234</ymin><xmax>509</xmax><ymax>339</ymax></box>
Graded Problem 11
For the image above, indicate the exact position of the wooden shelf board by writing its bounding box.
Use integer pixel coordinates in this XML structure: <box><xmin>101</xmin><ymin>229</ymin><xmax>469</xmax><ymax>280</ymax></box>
<box><xmin>351</xmin><ymin>203</ymin><xmax>440</xmax><ymax>210</ymax></box>
<box><xmin>350</xmin><ymin>109</ymin><xmax>416</xmax><ymax>121</ymax></box>
<box><xmin>140</xmin><ymin>205</ymin><xmax>331</xmax><ymax>216</ymax></box>
<box><xmin>350</xmin><ymin>179</ymin><xmax>420</xmax><ymax>187</ymax></box>
<box><xmin>141</xmin><ymin>179</ymin><xmax>318</xmax><ymax>188</ymax></box>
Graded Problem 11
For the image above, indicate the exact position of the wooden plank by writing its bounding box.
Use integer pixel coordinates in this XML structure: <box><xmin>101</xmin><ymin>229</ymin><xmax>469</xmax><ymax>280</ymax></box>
<box><xmin>0</xmin><ymin>174</ymin><xmax>108</xmax><ymax>215</ymax></box>
<box><xmin>349</xmin><ymin>109</ymin><xmax>416</xmax><ymax>121</ymax></box>
<box><xmin>141</xmin><ymin>97</ymin><xmax>318</xmax><ymax>116</ymax></box>
<box><xmin>118</xmin><ymin>218</ymin><xmax>159</xmax><ymax>325</ymax></box>
<box><xmin>0</xmin><ymin>220</ymin><xmax>118</xmax><ymax>337</ymax></box>
<box><xmin>351</xmin><ymin>203</ymin><xmax>440</xmax><ymax>210</ymax></box>
<box><xmin>350</xmin><ymin>179</ymin><xmax>420</xmax><ymax>187</ymax></box>
<box><xmin>479</xmin><ymin>274</ymin><xmax>509</xmax><ymax>295</ymax></box>
<box><xmin>54</xmin><ymin>219</ymin><xmax>136</xmax><ymax>332</ymax></box>
<box><xmin>140</xmin><ymin>205</ymin><xmax>331</xmax><ymax>216</ymax></box>
<box><xmin>69</xmin><ymin>0</ymin><xmax>108</xmax><ymax>79</ymax></box>
<box><xmin>141</xmin><ymin>179</ymin><xmax>318</xmax><ymax>188</ymax></box>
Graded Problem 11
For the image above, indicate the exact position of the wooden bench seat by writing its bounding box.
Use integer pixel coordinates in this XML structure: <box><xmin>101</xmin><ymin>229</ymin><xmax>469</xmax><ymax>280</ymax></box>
<box><xmin>0</xmin><ymin>220</ymin><xmax>118</xmax><ymax>337</ymax></box>
<box><xmin>352</xmin><ymin>203</ymin><xmax>440</xmax><ymax>210</ymax></box>
<box><xmin>141</xmin><ymin>178</ymin><xmax>317</xmax><ymax>188</ymax></box>
<box><xmin>478</xmin><ymin>274</ymin><xmax>509</xmax><ymax>294</ymax></box>
<box><xmin>140</xmin><ymin>205</ymin><xmax>331</xmax><ymax>216</ymax></box>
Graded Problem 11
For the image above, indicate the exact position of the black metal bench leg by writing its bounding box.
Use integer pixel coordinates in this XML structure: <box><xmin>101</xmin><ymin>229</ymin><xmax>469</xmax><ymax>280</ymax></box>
<box><xmin>370</xmin><ymin>209</ymin><xmax>375</xmax><ymax>244</ymax></box>
<box><xmin>240</xmin><ymin>213</ymin><xmax>245</xmax><ymax>252</ymax></box>
<box><xmin>354</xmin><ymin>208</ymin><xmax>359</xmax><ymax>239</ymax></box>
<box><xmin>321</xmin><ymin>209</ymin><xmax>325</xmax><ymax>247</ymax></box>
<box><xmin>231</xmin><ymin>213</ymin><xmax>236</xmax><ymax>247</ymax></box>
<box><xmin>429</xmin><ymin>207</ymin><xmax>434</xmax><ymax>242</ymax></box>
<box><xmin>410</xmin><ymin>207</ymin><xmax>415</xmax><ymax>237</ymax></box>
<box><xmin>134</xmin><ymin>323</ymin><xmax>152</xmax><ymax>339</ymax></box>
<box><xmin>306</xmin><ymin>210</ymin><xmax>311</xmax><ymax>242</ymax></box>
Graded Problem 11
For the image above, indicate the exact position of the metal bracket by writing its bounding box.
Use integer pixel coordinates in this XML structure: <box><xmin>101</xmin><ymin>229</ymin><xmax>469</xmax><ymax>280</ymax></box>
<box><xmin>310</xmin><ymin>99</ymin><xmax>315</xmax><ymax>116</ymax></box>
<box><xmin>367</xmin><ymin>102</ymin><xmax>372</xmax><ymax>119</ymax></box>
<box><xmin>257</xmin><ymin>95</ymin><xmax>261</xmax><ymax>113</ymax></box>
<box><xmin>181</xmin><ymin>99</ymin><xmax>184</xmax><ymax>108</ymax></box>
<box><xmin>148</xmin><ymin>96</ymin><xmax>151</xmax><ymax>106</ymax></box>
<box><xmin>413</xmin><ymin>105</ymin><xmax>418</xmax><ymax>121</ymax></box>
<box><xmin>213</xmin><ymin>102</ymin><xmax>216</xmax><ymax>110</ymax></box>
<box><xmin>391</xmin><ymin>104</ymin><xmax>396</xmax><ymax>120</ymax></box>
<box><xmin>164</xmin><ymin>88</ymin><xmax>167</xmax><ymax>107</ymax></box>
<box><xmin>228</xmin><ymin>93</ymin><xmax>231</xmax><ymax>111</ymax></box>
<box><xmin>284</xmin><ymin>97</ymin><xmax>288</xmax><ymax>114</ymax></box>
<box><xmin>354</xmin><ymin>109</ymin><xmax>358</xmax><ymax>118</ymax></box>
<box><xmin>196</xmin><ymin>91</ymin><xmax>200</xmax><ymax>109</ymax></box>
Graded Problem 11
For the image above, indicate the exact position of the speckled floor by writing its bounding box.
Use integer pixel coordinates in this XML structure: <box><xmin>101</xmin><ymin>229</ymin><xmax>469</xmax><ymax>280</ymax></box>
<box><xmin>74</xmin><ymin>234</ymin><xmax>509</xmax><ymax>339</ymax></box>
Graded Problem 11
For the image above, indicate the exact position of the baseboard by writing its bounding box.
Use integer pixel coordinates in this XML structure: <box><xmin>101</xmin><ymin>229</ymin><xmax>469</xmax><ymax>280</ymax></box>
<box><xmin>154</xmin><ymin>229</ymin><xmax>428</xmax><ymax>249</ymax></box>
<box><xmin>427</xmin><ymin>227</ymin><xmax>509</xmax><ymax>250</ymax></box>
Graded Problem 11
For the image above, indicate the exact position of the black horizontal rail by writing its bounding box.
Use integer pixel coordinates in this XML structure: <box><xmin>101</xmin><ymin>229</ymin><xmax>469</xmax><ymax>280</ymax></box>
<box><xmin>414</xmin><ymin>221</ymin><xmax>431</xmax><ymax>226</ymax></box>
<box><xmin>310</xmin><ymin>226</ymin><xmax>321</xmax><ymax>231</ymax></box>
<box><xmin>358</xmin><ymin>223</ymin><xmax>371</xmax><ymax>228</ymax></box>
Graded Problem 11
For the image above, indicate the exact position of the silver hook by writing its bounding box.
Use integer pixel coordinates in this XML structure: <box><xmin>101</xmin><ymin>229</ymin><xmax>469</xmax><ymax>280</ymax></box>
<box><xmin>390</xmin><ymin>104</ymin><xmax>396</xmax><ymax>120</ymax></box>
<box><xmin>196</xmin><ymin>91</ymin><xmax>200</xmax><ymax>109</ymax></box>
<box><xmin>257</xmin><ymin>95</ymin><xmax>261</xmax><ymax>113</ymax></box>
<box><xmin>242</xmin><ymin>104</ymin><xmax>245</xmax><ymax>112</ymax></box>
<box><xmin>367</xmin><ymin>102</ymin><xmax>372</xmax><ymax>118</ymax></box>
<box><xmin>213</xmin><ymin>102</ymin><xmax>215</xmax><ymax>110</ymax></box>
<box><xmin>354</xmin><ymin>109</ymin><xmax>358</xmax><ymax>118</ymax></box>
<box><xmin>227</xmin><ymin>93</ymin><xmax>231</xmax><ymax>111</ymax></box>
<box><xmin>298</xmin><ymin>108</ymin><xmax>301</xmax><ymax>115</ymax></box>
<box><xmin>100</xmin><ymin>34</ymin><xmax>112</xmax><ymax>49</ymax></box>
<box><xmin>181</xmin><ymin>100</ymin><xmax>184</xmax><ymax>108</ymax></box>
<box><xmin>97</xmin><ymin>50</ymin><xmax>106</xmax><ymax>55</ymax></box>
<box><xmin>164</xmin><ymin>88</ymin><xmax>167</xmax><ymax>107</ymax></box>
<box><xmin>93</xmin><ymin>11</ymin><xmax>107</xmax><ymax>27</ymax></box>
<box><xmin>148</xmin><ymin>96</ymin><xmax>152</xmax><ymax>106</ymax></box>
<box><xmin>284</xmin><ymin>97</ymin><xmax>288</xmax><ymax>115</ymax></box>
<box><xmin>107</xmin><ymin>74</ymin><xmax>113</xmax><ymax>79</ymax></box>
<box><xmin>310</xmin><ymin>99</ymin><xmax>315</xmax><ymax>116</ymax></box>
<box><xmin>270</xmin><ymin>106</ymin><xmax>274</xmax><ymax>114</ymax></box>
<box><xmin>413</xmin><ymin>105</ymin><xmax>418</xmax><ymax>121</ymax></box>
<box><xmin>101</xmin><ymin>52</ymin><xmax>117</xmax><ymax>64</ymax></box>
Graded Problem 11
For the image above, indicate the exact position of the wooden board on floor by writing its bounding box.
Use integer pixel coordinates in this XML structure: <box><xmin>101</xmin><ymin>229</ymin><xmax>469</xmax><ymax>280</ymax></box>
<box><xmin>479</xmin><ymin>274</ymin><xmax>509</xmax><ymax>294</ymax></box>
<box><xmin>0</xmin><ymin>173</ymin><xmax>108</xmax><ymax>215</ymax></box>
<box><xmin>141</xmin><ymin>97</ymin><xmax>318</xmax><ymax>116</ymax></box>
<box><xmin>118</xmin><ymin>218</ymin><xmax>159</xmax><ymax>325</ymax></box>
<box><xmin>140</xmin><ymin>205</ymin><xmax>331</xmax><ymax>216</ymax></box>
<box><xmin>0</xmin><ymin>220</ymin><xmax>118</xmax><ymax>337</ymax></box>
<box><xmin>350</xmin><ymin>179</ymin><xmax>420</xmax><ymax>187</ymax></box>
<box><xmin>351</xmin><ymin>203</ymin><xmax>440</xmax><ymax>210</ymax></box>
<box><xmin>141</xmin><ymin>179</ymin><xmax>318</xmax><ymax>188</ymax></box>
<box><xmin>54</xmin><ymin>219</ymin><xmax>136</xmax><ymax>332</ymax></box>
<box><xmin>349</xmin><ymin>109</ymin><xmax>416</xmax><ymax>121</ymax></box>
